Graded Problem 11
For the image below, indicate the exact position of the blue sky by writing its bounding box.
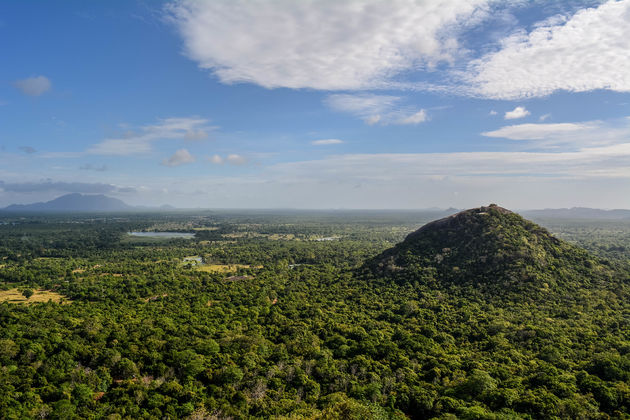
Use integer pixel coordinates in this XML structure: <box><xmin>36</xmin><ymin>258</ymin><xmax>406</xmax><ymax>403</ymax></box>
<box><xmin>1</xmin><ymin>0</ymin><xmax>629</xmax><ymax>209</ymax></box>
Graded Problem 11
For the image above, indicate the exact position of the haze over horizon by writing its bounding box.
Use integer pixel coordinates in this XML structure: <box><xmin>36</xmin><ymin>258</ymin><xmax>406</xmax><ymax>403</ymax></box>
<box><xmin>2</xmin><ymin>0</ymin><xmax>630</xmax><ymax>209</ymax></box>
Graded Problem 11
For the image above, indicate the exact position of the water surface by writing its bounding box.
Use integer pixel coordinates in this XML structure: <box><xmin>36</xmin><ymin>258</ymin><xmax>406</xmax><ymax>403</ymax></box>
<box><xmin>128</xmin><ymin>231</ymin><xmax>195</xmax><ymax>239</ymax></box>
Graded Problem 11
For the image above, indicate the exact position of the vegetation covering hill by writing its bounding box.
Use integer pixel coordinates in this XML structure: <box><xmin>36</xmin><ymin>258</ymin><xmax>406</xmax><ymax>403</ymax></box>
<box><xmin>0</xmin><ymin>210</ymin><xmax>628</xmax><ymax>419</ymax></box>
<box><xmin>369</xmin><ymin>204</ymin><xmax>615</xmax><ymax>298</ymax></box>
<box><xmin>1</xmin><ymin>193</ymin><xmax>133</xmax><ymax>213</ymax></box>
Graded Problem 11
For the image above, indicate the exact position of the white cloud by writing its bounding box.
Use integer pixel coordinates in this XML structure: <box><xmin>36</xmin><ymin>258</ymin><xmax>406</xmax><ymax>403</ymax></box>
<box><xmin>504</xmin><ymin>106</ymin><xmax>530</xmax><ymax>120</ymax></box>
<box><xmin>184</xmin><ymin>129</ymin><xmax>209</xmax><ymax>140</ymax></box>
<box><xmin>207</xmin><ymin>153</ymin><xmax>247</xmax><ymax>165</ymax></box>
<box><xmin>325</xmin><ymin>94</ymin><xmax>428</xmax><ymax>125</ymax></box>
<box><xmin>167</xmin><ymin>0</ymin><xmax>490</xmax><ymax>90</ymax></box>
<box><xmin>14</xmin><ymin>76</ymin><xmax>51</xmax><ymax>96</ymax></box>
<box><xmin>365</xmin><ymin>115</ymin><xmax>382</xmax><ymax>125</ymax></box>
<box><xmin>226</xmin><ymin>154</ymin><xmax>247</xmax><ymax>165</ymax></box>
<box><xmin>88</xmin><ymin>117</ymin><xmax>213</xmax><ymax>156</ymax></box>
<box><xmin>162</xmin><ymin>148</ymin><xmax>195</xmax><ymax>167</ymax></box>
<box><xmin>311</xmin><ymin>139</ymin><xmax>344</xmax><ymax>146</ymax></box>
<box><xmin>267</xmin><ymin>143</ymin><xmax>630</xmax><ymax>185</ymax></box>
<box><xmin>469</xmin><ymin>0</ymin><xmax>630</xmax><ymax>99</ymax></box>
<box><xmin>482</xmin><ymin>117</ymin><xmax>630</xmax><ymax>150</ymax></box>
<box><xmin>483</xmin><ymin>122</ymin><xmax>595</xmax><ymax>140</ymax></box>
<box><xmin>539</xmin><ymin>113</ymin><xmax>551</xmax><ymax>122</ymax></box>
<box><xmin>398</xmin><ymin>109</ymin><xmax>428</xmax><ymax>125</ymax></box>
<box><xmin>489</xmin><ymin>110</ymin><xmax>498</xmax><ymax>116</ymax></box>
<box><xmin>325</xmin><ymin>94</ymin><xmax>399</xmax><ymax>123</ymax></box>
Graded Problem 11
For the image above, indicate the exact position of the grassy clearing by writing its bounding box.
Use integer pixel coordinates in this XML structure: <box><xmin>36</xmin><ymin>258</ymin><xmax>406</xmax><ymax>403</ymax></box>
<box><xmin>268</xmin><ymin>233</ymin><xmax>297</xmax><ymax>240</ymax></box>
<box><xmin>196</xmin><ymin>264</ymin><xmax>262</xmax><ymax>273</ymax></box>
<box><xmin>0</xmin><ymin>288</ymin><xmax>70</xmax><ymax>304</ymax></box>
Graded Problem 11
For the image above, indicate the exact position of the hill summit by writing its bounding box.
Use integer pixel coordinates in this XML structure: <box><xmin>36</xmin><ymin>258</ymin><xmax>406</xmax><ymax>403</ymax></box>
<box><xmin>1</xmin><ymin>193</ymin><xmax>133</xmax><ymax>213</ymax></box>
<box><xmin>369</xmin><ymin>204</ymin><xmax>610</xmax><ymax>296</ymax></box>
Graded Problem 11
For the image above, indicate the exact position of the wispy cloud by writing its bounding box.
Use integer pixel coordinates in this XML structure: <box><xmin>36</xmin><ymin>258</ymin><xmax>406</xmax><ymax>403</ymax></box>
<box><xmin>504</xmin><ymin>106</ymin><xmax>530</xmax><ymax>120</ymax></box>
<box><xmin>325</xmin><ymin>94</ymin><xmax>428</xmax><ymax>125</ymax></box>
<box><xmin>162</xmin><ymin>148</ymin><xmax>195</xmax><ymax>167</ymax></box>
<box><xmin>14</xmin><ymin>76</ymin><xmax>51</xmax><ymax>96</ymax></box>
<box><xmin>398</xmin><ymin>109</ymin><xmax>428</xmax><ymax>125</ymax></box>
<box><xmin>267</xmin><ymin>143</ymin><xmax>630</xmax><ymax>185</ymax></box>
<box><xmin>483</xmin><ymin>122</ymin><xmax>595</xmax><ymax>141</ymax></box>
<box><xmin>482</xmin><ymin>116</ymin><xmax>630</xmax><ymax>150</ymax></box>
<box><xmin>311</xmin><ymin>139</ymin><xmax>344</xmax><ymax>146</ymax></box>
<box><xmin>18</xmin><ymin>146</ymin><xmax>37</xmax><ymax>154</ymax></box>
<box><xmin>79</xmin><ymin>164</ymin><xmax>107</xmax><ymax>172</ymax></box>
<box><xmin>0</xmin><ymin>180</ymin><xmax>134</xmax><ymax>194</ymax></box>
<box><xmin>87</xmin><ymin>117</ymin><xmax>214</xmax><ymax>156</ymax></box>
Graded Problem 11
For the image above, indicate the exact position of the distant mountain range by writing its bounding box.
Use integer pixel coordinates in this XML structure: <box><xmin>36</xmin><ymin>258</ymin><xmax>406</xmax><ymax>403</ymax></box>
<box><xmin>0</xmin><ymin>193</ymin><xmax>174</xmax><ymax>213</ymax></box>
<box><xmin>2</xmin><ymin>195</ymin><xmax>630</xmax><ymax>217</ymax></box>
<box><xmin>522</xmin><ymin>207</ymin><xmax>630</xmax><ymax>220</ymax></box>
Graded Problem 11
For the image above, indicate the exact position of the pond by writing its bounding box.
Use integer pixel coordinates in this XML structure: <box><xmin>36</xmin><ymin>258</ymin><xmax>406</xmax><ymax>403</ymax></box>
<box><xmin>128</xmin><ymin>231</ymin><xmax>195</xmax><ymax>239</ymax></box>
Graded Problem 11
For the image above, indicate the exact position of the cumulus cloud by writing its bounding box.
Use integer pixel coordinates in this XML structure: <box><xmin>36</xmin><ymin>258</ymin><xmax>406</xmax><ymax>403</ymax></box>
<box><xmin>325</xmin><ymin>94</ymin><xmax>428</xmax><ymax>125</ymax></box>
<box><xmin>504</xmin><ymin>106</ymin><xmax>530</xmax><ymax>120</ymax></box>
<box><xmin>0</xmin><ymin>180</ymin><xmax>134</xmax><ymax>194</ymax></box>
<box><xmin>162</xmin><ymin>148</ymin><xmax>195</xmax><ymax>167</ymax></box>
<box><xmin>14</xmin><ymin>76</ymin><xmax>51</xmax><ymax>96</ymax></box>
<box><xmin>226</xmin><ymin>154</ymin><xmax>247</xmax><ymax>165</ymax></box>
<box><xmin>167</xmin><ymin>0</ymin><xmax>490</xmax><ymax>90</ymax></box>
<box><xmin>207</xmin><ymin>154</ymin><xmax>247</xmax><ymax>165</ymax></box>
<box><xmin>469</xmin><ymin>0</ymin><xmax>630</xmax><ymax>99</ymax></box>
<box><xmin>88</xmin><ymin>117</ymin><xmax>214</xmax><ymax>156</ymax></box>
<box><xmin>311</xmin><ymin>139</ymin><xmax>344</xmax><ymax>146</ymax></box>
<box><xmin>208</xmin><ymin>154</ymin><xmax>223</xmax><ymax>164</ymax></box>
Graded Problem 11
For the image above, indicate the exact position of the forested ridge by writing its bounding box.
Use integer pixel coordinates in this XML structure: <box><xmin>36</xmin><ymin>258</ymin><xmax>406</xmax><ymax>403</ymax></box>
<box><xmin>0</xmin><ymin>208</ymin><xmax>629</xmax><ymax>419</ymax></box>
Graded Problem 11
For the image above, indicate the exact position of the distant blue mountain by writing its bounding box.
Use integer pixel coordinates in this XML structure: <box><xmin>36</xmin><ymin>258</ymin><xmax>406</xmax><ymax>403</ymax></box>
<box><xmin>1</xmin><ymin>193</ymin><xmax>134</xmax><ymax>213</ymax></box>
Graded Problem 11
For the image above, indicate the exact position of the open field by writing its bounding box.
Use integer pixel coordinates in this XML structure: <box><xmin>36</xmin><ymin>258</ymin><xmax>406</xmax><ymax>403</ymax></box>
<box><xmin>195</xmin><ymin>263</ymin><xmax>262</xmax><ymax>273</ymax></box>
<box><xmin>0</xmin><ymin>288</ymin><xmax>69</xmax><ymax>304</ymax></box>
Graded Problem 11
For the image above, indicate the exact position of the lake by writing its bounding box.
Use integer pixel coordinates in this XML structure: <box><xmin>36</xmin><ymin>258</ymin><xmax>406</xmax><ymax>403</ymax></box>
<box><xmin>128</xmin><ymin>231</ymin><xmax>195</xmax><ymax>239</ymax></box>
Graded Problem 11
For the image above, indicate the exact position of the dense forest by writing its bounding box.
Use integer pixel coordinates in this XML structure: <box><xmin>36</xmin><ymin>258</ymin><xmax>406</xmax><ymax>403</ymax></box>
<box><xmin>0</xmin><ymin>207</ymin><xmax>629</xmax><ymax>419</ymax></box>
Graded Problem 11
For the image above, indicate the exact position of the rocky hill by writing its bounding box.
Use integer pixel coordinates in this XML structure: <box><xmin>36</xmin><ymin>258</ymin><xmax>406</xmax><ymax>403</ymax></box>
<box><xmin>368</xmin><ymin>204</ymin><xmax>613</xmax><ymax>297</ymax></box>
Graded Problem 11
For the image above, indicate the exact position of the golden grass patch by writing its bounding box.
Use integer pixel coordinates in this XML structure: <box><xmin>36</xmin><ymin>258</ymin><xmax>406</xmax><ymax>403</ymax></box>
<box><xmin>0</xmin><ymin>288</ymin><xmax>70</xmax><ymax>304</ymax></box>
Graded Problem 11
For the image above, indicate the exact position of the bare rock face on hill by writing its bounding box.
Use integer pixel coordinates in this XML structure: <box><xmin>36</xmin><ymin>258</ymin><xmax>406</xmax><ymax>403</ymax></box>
<box><xmin>368</xmin><ymin>204</ymin><xmax>612</xmax><ymax>296</ymax></box>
